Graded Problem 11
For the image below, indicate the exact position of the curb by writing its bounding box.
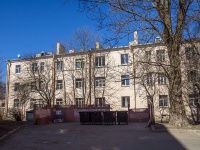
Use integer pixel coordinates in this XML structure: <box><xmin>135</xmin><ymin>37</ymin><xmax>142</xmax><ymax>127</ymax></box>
<box><xmin>150</xmin><ymin>125</ymin><xmax>200</xmax><ymax>133</ymax></box>
<box><xmin>0</xmin><ymin>126</ymin><xmax>21</xmax><ymax>142</ymax></box>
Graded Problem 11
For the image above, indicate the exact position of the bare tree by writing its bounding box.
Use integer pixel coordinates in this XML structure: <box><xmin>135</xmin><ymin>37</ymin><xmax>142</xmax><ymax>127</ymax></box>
<box><xmin>78</xmin><ymin>0</ymin><xmax>200</xmax><ymax>127</ymax></box>
<box><xmin>65</xmin><ymin>26</ymin><xmax>101</xmax><ymax>51</ymax></box>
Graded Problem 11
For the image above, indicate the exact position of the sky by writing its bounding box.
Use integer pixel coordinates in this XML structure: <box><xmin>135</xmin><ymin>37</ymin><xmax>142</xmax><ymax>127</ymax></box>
<box><xmin>0</xmin><ymin>0</ymin><xmax>100</xmax><ymax>81</ymax></box>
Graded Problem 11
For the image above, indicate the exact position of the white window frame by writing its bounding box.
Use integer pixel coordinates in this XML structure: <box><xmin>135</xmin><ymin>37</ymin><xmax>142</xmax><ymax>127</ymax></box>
<box><xmin>121</xmin><ymin>75</ymin><xmax>130</xmax><ymax>86</ymax></box>
<box><xmin>122</xmin><ymin>96</ymin><xmax>130</xmax><ymax>108</ymax></box>
<box><xmin>40</xmin><ymin>62</ymin><xmax>44</xmax><ymax>72</ymax></box>
<box><xmin>95</xmin><ymin>98</ymin><xmax>105</xmax><ymax>107</ymax></box>
<box><xmin>159</xmin><ymin>95</ymin><xmax>168</xmax><ymax>107</ymax></box>
<box><xmin>57</xmin><ymin>61</ymin><xmax>63</xmax><ymax>71</ymax></box>
<box><xmin>156</xmin><ymin>50</ymin><xmax>165</xmax><ymax>62</ymax></box>
<box><xmin>76</xmin><ymin>78</ymin><xmax>84</xmax><ymax>88</ymax></box>
<box><xmin>15</xmin><ymin>65</ymin><xmax>21</xmax><ymax>73</ymax></box>
<box><xmin>95</xmin><ymin>77</ymin><xmax>105</xmax><ymax>87</ymax></box>
<box><xmin>75</xmin><ymin>98</ymin><xmax>85</xmax><ymax>107</ymax></box>
<box><xmin>56</xmin><ymin>80</ymin><xmax>63</xmax><ymax>90</ymax></box>
<box><xmin>147</xmin><ymin>73</ymin><xmax>153</xmax><ymax>86</ymax></box>
<box><xmin>121</xmin><ymin>54</ymin><xmax>128</xmax><ymax>65</ymax></box>
<box><xmin>95</xmin><ymin>56</ymin><xmax>105</xmax><ymax>67</ymax></box>
<box><xmin>158</xmin><ymin>73</ymin><xmax>167</xmax><ymax>85</ymax></box>
<box><xmin>75</xmin><ymin>59</ymin><xmax>84</xmax><ymax>69</ymax></box>
<box><xmin>32</xmin><ymin>63</ymin><xmax>38</xmax><ymax>72</ymax></box>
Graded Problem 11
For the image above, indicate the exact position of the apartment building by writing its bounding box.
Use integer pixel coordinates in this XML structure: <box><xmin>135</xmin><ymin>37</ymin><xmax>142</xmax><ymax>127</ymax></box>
<box><xmin>5</xmin><ymin>34</ymin><xmax>200</xmax><ymax>119</ymax></box>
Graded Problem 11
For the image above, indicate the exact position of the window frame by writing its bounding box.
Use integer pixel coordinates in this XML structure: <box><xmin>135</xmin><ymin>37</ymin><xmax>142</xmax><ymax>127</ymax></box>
<box><xmin>14</xmin><ymin>83</ymin><xmax>20</xmax><ymax>91</ymax></box>
<box><xmin>57</xmin><ymin>61</ymin><xmax>63</xmax><ymax>71</ymax></box>
<box><xmin>95</xmin><ymin>97</ymin><xmax>105</xmax><ymax>107</ymax></box>
<box><xmin>189</xmin><ymin>94</ymin><xmax>200</xmax><ymax>107</ymax></box>
<box><xmin>159</xmin><ymin>95</ymin><xmax>168</xmax><ymax>107</ymax></box>
<box><xmin>121</xmin><ymin>54</ymin><xmax>129</xmax><ymax>65</ymax></box>
<box><xmin>30</xmin><ymin>99</ymin><xmax>36</xmax><ymax>109</ymax></box>
<box><xmin>121</xmin><ymin>75</ymin><xmax>130</xmax><ymax>86</ymax></box>
<box><xmin>75</xmin><ymin>98</ymin><xmax>85</xmax><ymax>107</ymax></box>
<box><xmin>147</xmin><ymin>73</ymin><xmax>153</xmax><ymax>86</ymax></box>
<box><xmin>32</xmin><ymin>63</ymin><xmax>38</xmax><ymax>73</ymax></box>
<box><xmin>145</xmin><ymin>51</ymin><xmax>151</xmax><ymax>62</ymax></box>
<box><xmin>40</xmin><ymin>62</ymin><xmax>45</xmax><ymax>72</ymax></box>
<box><xmin>95</xmin><ymin>56</ymin><xmax>105</xmax><ymax>67</ymax></box>
<box><xmin>75</xmin><ymin>59</ymin><xmax>84</xmax><ymax>69</ymax></box>
<box><xmin>95</xmin><ymin>77</ymin><xmax>105</xmax><ymax>88</ymax></box>
<box><xmin>121</xmin><ymin>96</ymin><xmax>130</xmax><ymax>108</ymax></box>
<box><xmin>14</xmin><ymin>99</ymin><xmax>20</xmax><ymax>108</ymax></box>
<box><xmin>31</xmin><ymin>82</ymin><xmax>37</xmax><ymax>91</ymax></box>
<box><xmin>56</xmin><ymin>99</ymin><xmax>63</xmax><ymax>105</ymax></box>
<box><xmin>156</xmin><ymin>50</ymin><xmax>165</xmax><ymax>62</ymax></box>
<box><xmin>56</xmin><ymin>80</ymin><xmax>63</xmax><ymax>90</ymax></box>
<box><xmin>75</xmin><ymin>78</ymin><xmax>84</xmax><ymax>88</ymax></box>
<box><xmin>158</xmin><ymin>73</ymin><xmax>167</xmax><ymax>85</ymax></box>
<box><xmin>15</xmin><ymin>65</ymin><xmax>21</xmax><ymax>74</ymax></box>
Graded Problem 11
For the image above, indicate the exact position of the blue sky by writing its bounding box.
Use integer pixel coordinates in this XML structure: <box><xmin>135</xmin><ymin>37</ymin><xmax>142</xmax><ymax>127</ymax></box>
<box><xmin>0</xmin><ymin>0</ymin><xmax>99</xmax><ymax>81</ymax></box>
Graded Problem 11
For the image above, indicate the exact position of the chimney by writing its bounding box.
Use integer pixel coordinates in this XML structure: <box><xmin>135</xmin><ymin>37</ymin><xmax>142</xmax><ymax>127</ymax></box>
<box><xmin>129</xmin><ymin>31</ymin><xmax>139</xmax><ymax>46</ymax></box>
<box><xmin>56</xmin><ymin>43</ymin><xmax>66</xmax><ymax>55</ymax></box>
<box><xmin>134</xmin><ymin>31</ymin><xmax>138</xmax><ymax>44</ymax></box>
<box><xmin>96</xmin><ymin>42</ymin><xmax>103</xmax><ymax>49</ymax></box>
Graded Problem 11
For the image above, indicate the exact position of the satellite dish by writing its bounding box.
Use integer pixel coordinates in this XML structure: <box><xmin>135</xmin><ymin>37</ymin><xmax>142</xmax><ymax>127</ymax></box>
<box><xmin>17</xmin><ymin>54</ymin><xmax>20</xmax><ymax>58</ymax></box>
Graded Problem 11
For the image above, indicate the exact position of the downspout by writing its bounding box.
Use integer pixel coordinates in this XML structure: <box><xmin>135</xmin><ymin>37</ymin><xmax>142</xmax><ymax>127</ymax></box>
<box><xmin>5</xmin><ymin>61</ymin><xmax>11</xmax><ymax>114</ymax></box>
<box><xmin>52</xmin><ymin>55</ymin><xmax>56</xmax><ymax>107</ymax></box>
<box><xmin>88</xmin><ymin>51</ymin><xmax>92</xmax><ymax>105</ymax></box>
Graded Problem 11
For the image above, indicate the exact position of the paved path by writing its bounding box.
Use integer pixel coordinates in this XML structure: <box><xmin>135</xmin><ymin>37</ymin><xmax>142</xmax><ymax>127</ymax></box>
<box><xmin>0</xmin><ymin>123</ymin><xmax>200</xmax><ymax>150</ymax></box>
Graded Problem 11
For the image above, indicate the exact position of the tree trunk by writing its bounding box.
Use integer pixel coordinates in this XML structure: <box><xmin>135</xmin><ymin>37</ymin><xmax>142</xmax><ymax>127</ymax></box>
<box><xmin>167</xmin><ymin>45</ymin><xmax>188</xmax><ymax>127</ymax></box>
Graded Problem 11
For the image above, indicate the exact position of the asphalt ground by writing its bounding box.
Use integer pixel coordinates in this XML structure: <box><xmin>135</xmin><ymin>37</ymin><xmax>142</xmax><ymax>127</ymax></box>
<box><xmin>0</xmin><ymin>122</ymin><xmax>200</xmax><ymax>150</ymax></box>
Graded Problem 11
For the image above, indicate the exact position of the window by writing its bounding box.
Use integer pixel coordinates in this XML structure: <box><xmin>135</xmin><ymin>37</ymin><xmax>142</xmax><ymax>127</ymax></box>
<box><xmin>95</xmin><ymin>56</ymin><xmax>105</xmax><ymax>67</ymax></box>
<box><xmin>121</xmin><ymin>75</ymin><xmax>130</xmax><ymax>86</ymax></box>
<box><xmin>95</xmin><ymin>98</ymin><xmax>105</xmax><ymax>107</ymax></box>
<box><xmin>30</xmin><ymin>99</ymin><xmax>36</xmax><ymax>109</ymax></box>
<box><xmin>147</xmin><ymin>73</ymin><xmax>153</xmax><ymax>86</ymax></box>
<box><xmin>57</xmin><ymin>61</ymin><xmax>63</xmax><ymax>71</ymax></box>
<box><xmin>75</xmin><ymin>98</ymin><xmax>84</xmax><ymax>107</ymax></box>
<box><xmin>14</xmin><ymin>83</ymin><xmax>20</xmax><ymax>91</ymax></box>
<box><xmin>31</xmin><ymin>82</ymin><xmax>37</xmax><ymax>91</ymax></box>
<box><xmin>185</xmin><ymin>47</ymin><xmax>197</xmax><ymax>60</ymax></box>
<box><xmin>121</xmin><ymin>54</ymin><xmax>128</xmax><ymax>65</ymax></box>
<box><xmin>40</xmin><ymin>62</ymin><xmax>44</xmax><ymax>72</ymax></box>
<box><xmin>14</xmin><ymin>99</ymin><xmax>19</xmax><ymax>108</ymax></box>
<box><xmin>15</xmin><ymin>65</ymin><xmax>21</xmax><ymax>73</ymax></box>
<box><xmin>188</xmin><ymin>70</ymin><xmax>198</xmax><ymax>82</ymax></box>
<box><xmin>122</xmin><ymin>96</ymin><xmax>130</xmax><ymax>108</ymax></box>
<box><xmin>76</xmin><ymin>78</ymin><xmax>84</xmax><ymax>88</ymax></box>
<box><xmin>189</xmin><ymin>94</ymin><xmax>200</xmax><ymax>107</ymax></box>
<box><xmin>56</xmin><ymin>99</ymin><xmax>63</xmax><ymax>105</ymax></box>
<box><xmin>159</xmin><ymin>95</ymin><xmax>168</xmax><ymax>107</ymax></box>
<box><xmin>75</xmin><ymin>59</ymin><xmax>84</xmax><ymax>69</ymax></box>
<box><xmin>56</xmin><ymin>80</ymin><xmax>63</xmax><ymax>90</ymax></box>
<box><xmin>32</xmin><ymin>63</ymin><xmax>38</xmax><ymax>72</ymax></box>
<box><xmin>145</xmin><ymin>51</ymin><xmax>151</xmax><ymax>62</ymax></box>
<box><xmin>95</xmin><ymin>77</ymin><xmax>105</xmax><ymax>87</ymax></box>
<box><xmin>156</xmin><ymin>50</ymin><xmax>165</xmax><ymax>62</ymax></box>
<box><xmin>39</xmin><ymin>81</ymin><xmax>44</xmax><ymax>90</ymax></box>
<box><xmin>158</xmin><ymin>73</ymin><xmax>167</xmax><ymax>85</ymax></box>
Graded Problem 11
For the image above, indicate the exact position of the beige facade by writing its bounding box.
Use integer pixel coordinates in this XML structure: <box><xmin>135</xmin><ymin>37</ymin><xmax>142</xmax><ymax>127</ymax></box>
<box><xmin>5</xmin><ymin>39</ymin><xmax>200</xmax><ymax>120</ymax></box>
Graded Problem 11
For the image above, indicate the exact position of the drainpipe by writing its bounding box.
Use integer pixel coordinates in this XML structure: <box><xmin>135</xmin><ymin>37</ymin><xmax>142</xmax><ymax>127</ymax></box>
<box><xmin>5</xmin><ymin>61</ymin><xmax>11</xmax><ymax>114</ymax></box>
